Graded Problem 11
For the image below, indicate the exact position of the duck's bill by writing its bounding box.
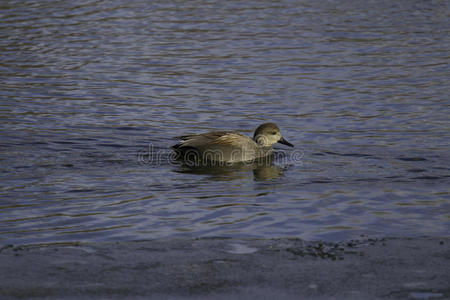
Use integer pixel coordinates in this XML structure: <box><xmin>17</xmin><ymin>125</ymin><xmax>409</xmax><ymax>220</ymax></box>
<box><xmin>278</xmin><ymin>137</ymin><xmax>294</xmax><ymax>147</ymax></box>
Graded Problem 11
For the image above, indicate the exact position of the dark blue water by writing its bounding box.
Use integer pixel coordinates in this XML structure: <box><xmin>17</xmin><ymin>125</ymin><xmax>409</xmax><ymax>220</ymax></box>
<box><xmin>1</xmin><ymin>0</ymin><xmax>449</xmax><ymax>245</ymax></box>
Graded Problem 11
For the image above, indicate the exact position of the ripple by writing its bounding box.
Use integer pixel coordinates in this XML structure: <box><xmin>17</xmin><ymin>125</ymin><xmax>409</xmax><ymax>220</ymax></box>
<box><xmin>0</xmin><ymin>0</ymin><xmax>449</xmax><ymax>245</ymax></box>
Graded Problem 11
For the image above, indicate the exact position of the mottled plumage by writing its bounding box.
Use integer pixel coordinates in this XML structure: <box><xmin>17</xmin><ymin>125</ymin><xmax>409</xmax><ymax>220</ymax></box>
<box><xmin>172</xmin><ymin>123</ymin><xmax>293</xmax><ymax>163</ymax></box>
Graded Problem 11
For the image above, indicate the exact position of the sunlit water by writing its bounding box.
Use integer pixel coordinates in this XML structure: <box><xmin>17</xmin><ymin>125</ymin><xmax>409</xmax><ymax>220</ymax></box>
<box><xmin>1</xmin><ymin>0</ymin><xmax>449</xmax><ymax>245</ymax></box>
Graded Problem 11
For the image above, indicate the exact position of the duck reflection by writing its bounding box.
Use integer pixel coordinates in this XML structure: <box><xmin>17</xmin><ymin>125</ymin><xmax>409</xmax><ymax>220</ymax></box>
<box><xmin>173</xmin><ymin>156</ymin><xmax>284</xmax><ymax>181</ymax></box>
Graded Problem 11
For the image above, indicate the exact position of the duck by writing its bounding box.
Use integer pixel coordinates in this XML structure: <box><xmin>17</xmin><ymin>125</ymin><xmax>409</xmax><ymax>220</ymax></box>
<box><xmin>172</xmin><ymin>123</ymin><xmax>293</xmax><ymax>164</ymax></box>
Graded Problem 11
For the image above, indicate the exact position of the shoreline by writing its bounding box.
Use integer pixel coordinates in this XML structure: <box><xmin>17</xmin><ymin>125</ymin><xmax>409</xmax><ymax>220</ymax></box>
<box><xmin>1</xmin><ymin>237</ymin><xmax>448</xmax><ymax>299</ymax></box>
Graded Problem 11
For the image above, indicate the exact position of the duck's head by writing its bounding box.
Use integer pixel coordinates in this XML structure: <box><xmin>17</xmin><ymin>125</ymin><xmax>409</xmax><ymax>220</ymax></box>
<box><xmin>253</xmin><ymin>123</ymin><xmax>293</xmax><ymax>147</ymax></box>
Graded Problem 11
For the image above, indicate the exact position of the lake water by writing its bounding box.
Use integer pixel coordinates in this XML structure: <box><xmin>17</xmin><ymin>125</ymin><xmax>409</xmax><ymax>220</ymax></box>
<box><xmin>1</xmin><ymin>0</ymin><xmax>449</xmax><ymax>246</ymax></box>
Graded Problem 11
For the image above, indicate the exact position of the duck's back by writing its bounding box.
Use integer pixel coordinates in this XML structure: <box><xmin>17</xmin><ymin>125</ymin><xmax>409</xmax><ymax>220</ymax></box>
<box><xmin>173</xmin><ymin>131</ymin><xmax>234</xmax><ymax>148</ymax></box>
<box><xmin>172</xmin><ymin>131</ymin><xmax>264</xmax><ymax>163</ymax></box>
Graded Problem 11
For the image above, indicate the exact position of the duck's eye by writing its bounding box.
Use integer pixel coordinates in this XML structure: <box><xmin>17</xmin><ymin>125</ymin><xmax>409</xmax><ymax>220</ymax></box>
<box><xmin>270</xmin><ymin>131</ymin><xmax>277</xmax><ymax>135</ymax></box>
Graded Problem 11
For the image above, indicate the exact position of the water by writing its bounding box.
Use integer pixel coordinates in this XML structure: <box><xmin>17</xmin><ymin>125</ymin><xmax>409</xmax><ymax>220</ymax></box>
<box><xmin>0</xmin><ymin>0</ymin><xmax>449</xmax><ymax>246</ymax></box>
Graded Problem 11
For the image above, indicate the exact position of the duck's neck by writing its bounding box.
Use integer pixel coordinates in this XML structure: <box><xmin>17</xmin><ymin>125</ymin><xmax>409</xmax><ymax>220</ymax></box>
<box><xmin>254</xmin><ymin>138</ymin><xmax>272</xmax><ymax>148</ymax></box>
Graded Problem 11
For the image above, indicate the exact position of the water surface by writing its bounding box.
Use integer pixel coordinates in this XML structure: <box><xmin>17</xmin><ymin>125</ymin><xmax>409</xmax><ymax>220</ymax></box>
<box><xmin>0</xmin><ymin>0</ymin><xmax>449</xmax><ymax>245</ymax></box>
